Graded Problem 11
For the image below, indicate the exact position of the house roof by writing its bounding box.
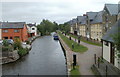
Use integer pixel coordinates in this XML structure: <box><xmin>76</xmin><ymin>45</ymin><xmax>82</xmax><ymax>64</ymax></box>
<box><xmin>27</xmin><ymin>23</ymin><xmax>36</xmax><ymax>27</ymax></box>
<box><xmin>91</xmin><ymin>11</ymin><xmax>103</xmax><ymax>24</ymax></box>
<box><xmin>105</xmin><ymin>4</ymin><xmax>118</xmax><ymax>15</ymax></box>
<box><xmin>72</xmin><ymin>18</ymin><xmax>77</xmax><ymax>24</ymax></box>
<box><xmin>77</xmin><ymin>16</ymin><xmax>87</xmax><ymax>25</ymax></box>
<box><xmin>102</xmin><ymin>19</ymin><xmax>120</xmax><ymax>42</ymax></box>
<box><xmin>1</xmin><ymin>22</ymin><xmax>26</xmax><ymax>29</ymax></box>
<box><xmin>86</xmin><ymin>12</ymin><xmax>98</xmax><ymax>20</ymax></box>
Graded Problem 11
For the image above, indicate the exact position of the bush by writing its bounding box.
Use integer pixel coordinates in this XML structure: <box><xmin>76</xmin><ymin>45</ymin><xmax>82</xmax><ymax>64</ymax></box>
<box><xmin>13</xmin><ymin>38</ymin><xmax>22</xmax><ymax>50</ymax></box>
<box><xmin>2</xmin><ymin>46</ymin><xmax>13</xmax><ymax>52</ymax></box>
<box><xmin>26</xmin><ymin>40</ymin><xmax>30</xmax><ymax>44</ymax></box>
<box><xmin>18</xmin><ymin>48</ymin><xmax>28</xmax><ymax>56</ymax></box>
<box><xmin>3</xmin><ymin>40</ymin><xmax>9</xmax><ymax>46</ymax></box>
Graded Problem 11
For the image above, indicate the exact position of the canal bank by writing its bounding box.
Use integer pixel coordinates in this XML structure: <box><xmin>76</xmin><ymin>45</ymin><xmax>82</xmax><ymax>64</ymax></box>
<box><xmin>2</xmin><ymin>36</ymin><xmax>67</xmax><ymax>75</ymax></box>
<box><xmin>1</xmin><ymin>36</ymin><xmax>41</xmax><ymax>65</ymax></box>
<box><xmin>58</xmin><ymin>35</ymin><xmax>74</xmax><ymax>76</ymax></box>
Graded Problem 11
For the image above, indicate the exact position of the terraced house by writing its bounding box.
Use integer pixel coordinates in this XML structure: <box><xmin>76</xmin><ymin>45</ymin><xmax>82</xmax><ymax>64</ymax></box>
<box><xmin>86</xmin><ymin>12</ymin><xmax>98</xmax><ymax>39</ymax></box>
<box><xmin>1</xmin><ymin>22</ymin><xmax>28</xmax><ymax>41</ymax></box>
<box><xmin>77</xmin><ymin>15</ymin><xmax>87</xmax><ymax>37</ymax></box>
<box><xmin>90</xmin><ymin>11</ymin><xmax>103</xmax><ymax>41</ymax></box>
<box><xmin>71</xmin><ymin>18</ymin><xmax>78</xmax><ymax>35</ymax></box>
<box><xmin>102</xmin><ymin>4</ymin><xmax>118</xmax><ymax>35</ymax></box>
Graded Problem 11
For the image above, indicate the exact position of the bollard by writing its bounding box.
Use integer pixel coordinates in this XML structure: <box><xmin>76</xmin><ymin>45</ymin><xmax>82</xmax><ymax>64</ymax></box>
<box><xmin>73</xmin><ymin>54</ymin><xmax>77</xmax><ymax>69</ymax></box>
<box><xmin>94</xmin><ymin>54</ymin><xmax>96</xmax><ymax>64</ymax></box>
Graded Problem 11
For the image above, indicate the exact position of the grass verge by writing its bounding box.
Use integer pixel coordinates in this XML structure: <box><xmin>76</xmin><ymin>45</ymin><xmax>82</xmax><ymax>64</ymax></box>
<box><xmin>70</xmin><ymin>65</ymin><xmax>80</xmax><ymax>76</ymax></box>
<box><xmin>69</xmin><ymin>34</ymin><xmax>102</xmax><ymax>46</ymax></box>
<box><xmin>58</xmin><ymin>32</ymin><xmax>88</xmax><ymax>53</ymax></box>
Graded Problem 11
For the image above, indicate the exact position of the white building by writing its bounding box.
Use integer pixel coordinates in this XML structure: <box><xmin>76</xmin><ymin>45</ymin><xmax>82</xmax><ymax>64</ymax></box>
<box><xmin>102</xmin><ymin>19</ymin><xmax>120</xmax><ymax>69</ymax></box>
<box><xmin>27</xmin><ymin>23</ymin><xmax>37</xmax><ymax>37</ymax></box>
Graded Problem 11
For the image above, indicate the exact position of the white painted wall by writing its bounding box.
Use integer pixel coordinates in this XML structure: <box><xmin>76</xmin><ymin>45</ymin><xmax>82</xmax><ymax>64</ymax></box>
<box><xmin>70</xmin><ymin>26</ymin><xmax>74</xmax><ymax>33</ymax></box>
<box><xmin>27</xmin><ymin>25</ymin><xmax>37</xmax><ymax>36</ymax></box>
<box><xmin>103</xmin><ymin>41</ymin><xmax>111</xmax><ymax>62</ymax></box>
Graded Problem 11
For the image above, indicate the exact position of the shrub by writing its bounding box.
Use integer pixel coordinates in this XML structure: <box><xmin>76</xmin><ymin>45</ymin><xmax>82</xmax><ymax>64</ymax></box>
<box><xmin>13</xmin><ymin>38</ymin><xmax>22</xmax><ymax>50</ymax></box>
<box><xmin>18</xmin><ymin>48</ymin><xmax>28</xmax><ymax>56</ymax></box>
<box><xmin>3</xmin><ymin>40</ymin><xmax>9</xmax><ymax>46</ymax></box>
<box><xmin>2</xmin><ymin>46</ymin><xmax>13</xmax><ymax>52</ymax></box>
<box><xmin>26</xmin><ymin>40</ymin><xmax>30</xmax><ymax>44</ymax></box>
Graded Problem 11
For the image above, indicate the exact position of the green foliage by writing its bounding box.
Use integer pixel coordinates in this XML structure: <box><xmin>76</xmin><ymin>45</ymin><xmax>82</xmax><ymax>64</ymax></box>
<box><xmin>70</xmin><ymin>65</ymin><xmax>80</xmax><ymax>75</ymax></box>
<box><xmin>112</xmin><ymin>31</ymin><xmax>120</xmax><ymax>58</ymax></box>
<box><xmin>26</xmin><ymin>40</ymin><xmax>30</xmax><ymax>44</ymax></box>
<box><xmin>37</xmin><ymin>19</ymin><xmax>59</xmax><ymax>35</ymax></box>
<box><xmin>58</xmin><ymin>32</ymin><xmax>88</xmax><ymax>53</ymax></box>
<box><xmin>69</xmin><ymin>34</ymin><xmax>102</xmax><ymax>46</ymax></box>
<box><xmin>18</xmin><ymin>48</ymin><xmax>28</xmax><ymax>56</ymax></box>
<box><xmin>13</xmin><ymin>38</ymin><xmax>22</xmax><ymax>50</ymax></box>
<box><xmin>59</xmin><ymin>23</ymin><xmax>70</xmax><ymax>33</ymax></box>
<box><xmin>3</xmin><ymin>40</ymin><xmax>9</xmax><ymax>46</ymax></box>
<box><xmin>2</xmin><ymin>46</ymin><xmax>13</xmax><ymax>52</ymax></box>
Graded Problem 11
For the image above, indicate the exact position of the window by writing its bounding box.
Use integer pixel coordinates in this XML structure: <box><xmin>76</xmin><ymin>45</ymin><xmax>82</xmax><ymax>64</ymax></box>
<box><xmin>14</xmin><ymin>29</ymin><xmax>19</xmax><ymax>33</ymax></box>
<box><xmin>104</xmin><ymin>41</ymin><xmax>109</xmax><ymax>46</ymax></box>
<box><xmin>3</xmin><ymin>30</ymin><xmax>8</xmax><ymax>33</ymax></box>
<box><xmin>32</xmin><ymin>28</ymin><xmax>35</xmax><ymax>30</ymax></box>
<box><xmin>14</xmin><ymin>36</ymin><xmax>20</xmax><ymax>39</ymax></box>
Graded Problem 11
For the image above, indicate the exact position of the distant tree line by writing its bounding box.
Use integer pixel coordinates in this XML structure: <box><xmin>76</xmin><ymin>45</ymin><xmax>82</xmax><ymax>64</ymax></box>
<box><xmin>37</xmin><ymin>19</ymin><xmax>70</xmax><ymax>35</ymax></box>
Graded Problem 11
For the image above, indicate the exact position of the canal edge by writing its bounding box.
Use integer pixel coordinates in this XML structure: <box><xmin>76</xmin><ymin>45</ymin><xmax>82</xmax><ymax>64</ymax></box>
<box><xmin>58</xmin><ymin>35</ymin><xmax>72</xmax><ymax>76</ymax></box>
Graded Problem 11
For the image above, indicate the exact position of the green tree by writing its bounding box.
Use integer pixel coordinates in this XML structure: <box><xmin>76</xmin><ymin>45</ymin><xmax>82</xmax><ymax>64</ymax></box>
<box><xmin>37</xmin><ymin>19</ymin><xmax>59</xmax><ymax>35</ymax></box>
<box><xmin>112</xmin><ymin>29</ymin><xmax>120</xmax><ymax>58</ymax></box>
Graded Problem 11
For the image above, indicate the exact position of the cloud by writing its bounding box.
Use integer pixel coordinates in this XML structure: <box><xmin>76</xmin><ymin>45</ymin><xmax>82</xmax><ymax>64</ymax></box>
<box><xmin>1</xmin><ymin>0</ymin><xmax>119</xmax><ymax>24</ymax></box>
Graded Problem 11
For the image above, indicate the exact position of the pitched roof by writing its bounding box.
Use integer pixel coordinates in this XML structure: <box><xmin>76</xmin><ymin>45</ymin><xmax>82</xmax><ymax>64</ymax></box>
<box><xmin>77</xmin><ymin>16</ymin><xmax>87</xmax><ymax>25</ymax></box>
<box><xmin>91</xmin><ymin>11</ymin><xmax>103</xmax><ymax>24</ymax></box>
<box><xmin>27</xmin><ymin>23</ymin><xmax>36</xmax><ymax>27</ymax></box>
<box><xmin>102</xmin><ymin>19</ymin><xmax>120</xmax><ymax>42</ymax></box>
<box><xmin>77</xmin><ymin>16</ymin><xmax>83</xmax><ymax>23</ymax></box>
<box><xmin>86</xmin><ymin>12</ymin><xmax>98</xmax><ymax>20</ymax></box>
<box><xmin>1</xmin><ymin>22</ymin><xmax>26</xmax><ymax>29</ymax></box>
<box><xmin>72</xmin><ymin>18</ymin><xmax>77</xmax><ymax>24</ymax></box>
<box><xmin>105</xmin><ymin>4</ymin><xmax>118</xmax><ymax>15</ymax></box>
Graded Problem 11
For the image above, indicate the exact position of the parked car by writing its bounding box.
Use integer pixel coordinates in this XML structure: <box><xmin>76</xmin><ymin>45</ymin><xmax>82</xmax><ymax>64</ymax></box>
<box><xmin>0</xmin><ymin>39</ymin><xmax>3</xmax><ymax>44</ymax></box>
<box><xmin>6</xmin><ymin>39</ymin><xmax>14</xmax><ymax>44</ymax></box>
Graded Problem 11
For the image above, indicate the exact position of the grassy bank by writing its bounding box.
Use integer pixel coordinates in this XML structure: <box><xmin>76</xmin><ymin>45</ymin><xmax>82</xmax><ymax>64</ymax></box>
<box><xmin>58</xmin><ymin>32</ymin><xmax>88</xmax><ymax>53</ymax></box>
<box><xmin>70</xmin><ymin>65</ymin><xmax>80</xmax><ymax>76</ymax></box>
<box><xmin>69</xmin><ymin>34</ymin><xmax>102</xmax><ymax>46</ymax></box>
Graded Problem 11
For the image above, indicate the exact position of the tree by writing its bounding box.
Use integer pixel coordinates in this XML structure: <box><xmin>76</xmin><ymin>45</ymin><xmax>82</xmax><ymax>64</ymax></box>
<box><xmin>112</xmin><ymin>29</ymin><xmax>120</xmax><ymax>58</ymax></box>
<box><xmin>37</xmin><ymin>19</ymin><xmax>59</xmax><ymax>35</ymax></box>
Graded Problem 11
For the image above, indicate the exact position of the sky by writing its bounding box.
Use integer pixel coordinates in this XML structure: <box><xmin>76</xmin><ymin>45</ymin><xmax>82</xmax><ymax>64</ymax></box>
<box><xmin>0</xmin><ymin>0</ymin><xmax>119</xmax><ymax>24</ymax></box>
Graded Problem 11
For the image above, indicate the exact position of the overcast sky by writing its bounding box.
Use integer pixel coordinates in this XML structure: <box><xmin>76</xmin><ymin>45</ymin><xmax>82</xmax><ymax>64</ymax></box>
<box><xmin>1</xmin><ymin>0</ymin><xmax>119</xmax><ymax>24</ymax></box>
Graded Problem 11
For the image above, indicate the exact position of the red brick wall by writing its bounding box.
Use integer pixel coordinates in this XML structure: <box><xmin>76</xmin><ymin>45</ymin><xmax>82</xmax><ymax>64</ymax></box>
<box><xmin>2</xmin><ymin>25</ymin><xmax>28</xmax><ymax>41</ymax></box>
<box><xmin>22</xmin><ymin>25</ymin><xmax>28</xmax><ymax>41</ymax></box>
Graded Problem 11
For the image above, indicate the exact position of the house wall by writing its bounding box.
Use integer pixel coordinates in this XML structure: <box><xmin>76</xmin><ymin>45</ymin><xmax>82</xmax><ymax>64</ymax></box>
<box><xmin>79</xmin><ymin>25</ymin><xmax>86</xmax><ymax>37</ymax></box>
<box><xmin>102</xmin><ymin>8</ymin><xmax>118</xmax><ymax>35</ymax></box>
<box><xmin>2</xmin><ymin>28</ymin><xmax>23</xmax><ymax>41</ymax></box>
<box><xmin>27</xmin><ymin>26</ymin><xmax>37</xmax><ymax>36</ymax></box>
<box><xmin>70</xmin><ymin>26</ymin><xmax>74</xmax><ymax>34</ymax></box>
<box><xmin>91</xmin><ymin>23</ymin><xmax>103</xmax><ymax>41</ymax></box>
<box><xmin>103</xmin><ymin>41</ymin><xmax>111</xmax><ymax>62</ymax></box>
<box><xmin>2</xmin><ymin>25</ymin><xmax>28</xmax><ymax>42</ymax></box>
<box><xmin>22</xmin><ymin>25</ymin><xmax>28</xmax><ymax>41</ymax></box>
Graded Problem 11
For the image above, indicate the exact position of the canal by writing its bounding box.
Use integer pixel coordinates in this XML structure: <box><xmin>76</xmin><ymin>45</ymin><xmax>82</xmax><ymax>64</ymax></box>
<box><xmin>2</xmin><ymin>36</ymin><xmax>67</xmax><ymax>75</ymax></box>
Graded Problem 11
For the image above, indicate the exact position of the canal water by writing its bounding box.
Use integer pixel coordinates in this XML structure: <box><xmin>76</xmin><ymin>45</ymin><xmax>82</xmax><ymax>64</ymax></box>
<box><xmin>2</xmin><ymin>36</ymin><xmax>67</xmax><ymax>75</ymax></box>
